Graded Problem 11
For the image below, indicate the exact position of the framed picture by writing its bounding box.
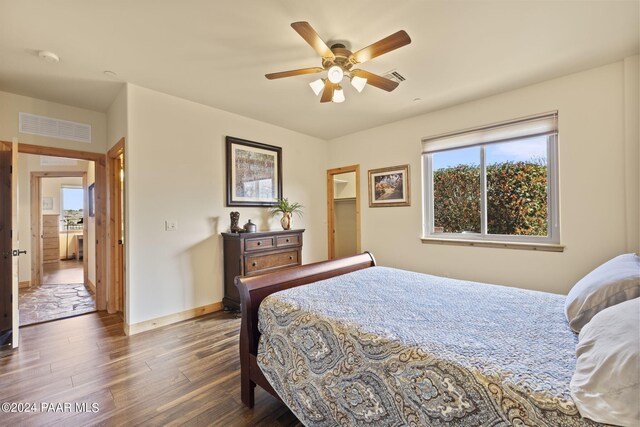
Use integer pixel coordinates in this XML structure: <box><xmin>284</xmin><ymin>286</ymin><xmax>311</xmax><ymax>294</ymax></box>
<box><xmin>368</xmin><ymin>164</ymin><xmax>411</xmax><ymax>207</ymax></box>
<box><xmin>42</xmin><ymin>197</ymin><xmax>54</xmax><ymax>211</ymax></box>
<box><xmin>226</xmin><ymin>136</ymin><xmax>282</xmax><ymax>207</ymax></box>
<box><xmin>88</xmin><ymin>183</ymin><xmax>95</xmax><ymax>217</ymax></box>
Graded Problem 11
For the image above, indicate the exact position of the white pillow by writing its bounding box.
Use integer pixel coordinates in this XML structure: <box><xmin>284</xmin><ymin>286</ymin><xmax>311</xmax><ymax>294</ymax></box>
<box><xmin>570</xmin><ymin>298</ymin><xmax>639</xmax><ymax>426</ymax></box>
<box><xmin>565</xmin><ymin>253</ymin><xmax>640</xmax><ymax>332</ymax></box>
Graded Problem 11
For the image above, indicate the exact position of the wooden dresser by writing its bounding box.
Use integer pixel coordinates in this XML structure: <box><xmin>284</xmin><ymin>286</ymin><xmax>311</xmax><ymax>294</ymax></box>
<box><xmin>221</xmin><ymin>229</ymin><xmax>304</xmax><ymax>310</ymax></box>
<box><xmin>42</xmin><ymin>214</ymin><xmax>60</xmax><ymax>263</ymax></box>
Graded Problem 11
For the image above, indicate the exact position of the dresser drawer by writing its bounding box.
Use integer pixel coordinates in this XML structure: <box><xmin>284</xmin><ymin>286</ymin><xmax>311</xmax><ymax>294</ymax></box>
<box><xmin>276</xmin><ymin>234</ymin><xmax>300</xmax><ymax>248</ymax></box>
<box><xmin>43</xmin><ymin>225</ymin><xmax>59</xmax><ymax>236</ymax></box>
<box><xmin>42</xmin><ymin>238</ymin><xmax>59</xmax><ymax>249</ymax></box>
<box><xmin>245</xmin><ymin>250</ymin><xmax>299</xmax><ymax>275</ymax></box>
<box><xmin>43</xmin><ymin>215</ymin><xmax>59</xmax><ymax>227</ymax></box>
<box><xmin>244</xmin><ymin>237</ymin><xmax>275</xmax><ymax>252</ymax></box>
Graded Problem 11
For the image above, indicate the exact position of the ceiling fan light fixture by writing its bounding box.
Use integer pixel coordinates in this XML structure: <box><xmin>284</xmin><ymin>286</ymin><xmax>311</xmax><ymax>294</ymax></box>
<box><xmin>350</xmin><ymin>75</ymin><xmax>367</xmax><ymax>93</ymax></box>
<box><xmin>332</xmin><ymin>85</ymin><xmax>345</xmax><ymax>103</ymax></box>
<box><xmin>309</xmin><ymin>78</ymin><xmax>325</xmax><ymax>96</ymax></box>
<box><xmin>327</xmin><ymin>65</ymin><xmax>344</xmax><ymax>84</ymax></box>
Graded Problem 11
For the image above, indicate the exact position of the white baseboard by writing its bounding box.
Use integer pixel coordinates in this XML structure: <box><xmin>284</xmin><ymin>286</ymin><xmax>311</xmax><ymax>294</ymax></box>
<box><xmin>124</xmin><ymin>301</ymin><xmax>225</xmax><ymax>336</ymax></box>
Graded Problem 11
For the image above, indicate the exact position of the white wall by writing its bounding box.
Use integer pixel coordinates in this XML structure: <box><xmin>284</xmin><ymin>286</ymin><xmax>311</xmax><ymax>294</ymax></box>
<box><xmin>125</xmin><ymin>84</ymin><xmax>328</xmax><ymax>325</ymax></box>
<box><xmin>16</xmin><ymin>154</ymin><xmax>92</xmax><ymax>282</ymax></box>
<box><xmin>334</xmin><ymin>172</ymin><xmax>356</xmax><ymax>199</ymax></box>
<box><xmin>328</xmin><ymin>58</ymin><xmax>640</xmax><ymax>295</ymax></box>
<box><xmin>107</xmin><ymin>86</ymin><xmax>128</xmax><ymax>151</ymax></box>
<box><xmin>0</xmin><ymin>91</ymin><xmax>107</xmax><ymax>153</ymax></box>
<box><xmin>624</xmin><ymin>56</ymin><xmax>640</xmax><ymax>251</ymax></box>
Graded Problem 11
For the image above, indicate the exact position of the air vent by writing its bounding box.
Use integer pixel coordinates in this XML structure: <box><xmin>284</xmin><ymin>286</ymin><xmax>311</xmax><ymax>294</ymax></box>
<box><xmin>19</xmin><ymin>112</ymin><xmax>91</xmax><ymax>143</ymax></box>
<box><xmin>40</xmin><ymin>156</ymin><xmax>78</xmax><ymax>166</ymax></box>
<box><xmin>383</xmin><ymin>70</ymin><xmax>406</xmax><ymax>82</ymax></box>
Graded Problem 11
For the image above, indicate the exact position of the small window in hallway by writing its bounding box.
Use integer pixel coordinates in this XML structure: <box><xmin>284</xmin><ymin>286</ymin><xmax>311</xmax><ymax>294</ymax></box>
<box><xmin>60</xmin><ymin>186</ymin><xmax>83</xmax><ymax>231</ymax></box>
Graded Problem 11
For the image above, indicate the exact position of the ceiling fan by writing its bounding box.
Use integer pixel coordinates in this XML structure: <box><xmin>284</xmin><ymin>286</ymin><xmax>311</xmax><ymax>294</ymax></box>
<box><xmin>266</xmin><ymin>22</ymin><xmax>411</xmax><ymax>103</ymax></box>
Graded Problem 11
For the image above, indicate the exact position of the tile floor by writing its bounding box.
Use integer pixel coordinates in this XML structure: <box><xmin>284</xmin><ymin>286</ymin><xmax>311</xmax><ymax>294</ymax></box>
<box><xmin>19</xmin><ymin>260</ymin><xmax>95</xmax><ymax>326</ymax></box>
<box><xmin>19</xmin><ymin>283</ymin><xmax>96</xmax><ymax>326</ymax></box>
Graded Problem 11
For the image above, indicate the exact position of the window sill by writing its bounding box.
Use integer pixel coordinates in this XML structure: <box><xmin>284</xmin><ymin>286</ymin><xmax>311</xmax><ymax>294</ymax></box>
<box><xmin>420</xmin><ymin>237</ymin><xmax>564</xmax><ymax>252</ymax></box>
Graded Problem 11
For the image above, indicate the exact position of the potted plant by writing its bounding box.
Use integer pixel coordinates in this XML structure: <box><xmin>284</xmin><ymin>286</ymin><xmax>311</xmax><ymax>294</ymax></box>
<box><xmin>270</xmin><ymin>198</ymin><xmax>303</xmax><ymax>230</ymax></box>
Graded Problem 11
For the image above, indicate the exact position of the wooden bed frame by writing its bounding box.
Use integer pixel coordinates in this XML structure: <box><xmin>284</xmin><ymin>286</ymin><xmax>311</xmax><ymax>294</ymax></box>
<box><xmin>234</xmin><ymin>252</ymin><xmax>376</xmax><ymax>407</ymax></box>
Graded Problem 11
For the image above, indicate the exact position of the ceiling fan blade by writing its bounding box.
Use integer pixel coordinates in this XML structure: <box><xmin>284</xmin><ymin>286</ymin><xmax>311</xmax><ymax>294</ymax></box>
<box><xmin>320</xmin><ymin>80</ymin><xmax>334</xmax><ymax>103</ymax></box>
<box><xmin>352</xmin><ymin>69</ymin><xmax>399</xmax><ymax>92</ymax></box>
<box><xmin>350</xmin><ymin>30</ymin><xmax>411</xmax><ymax>64</ymax></box>
<box><xmin>265</xmin><ymin>67</ymin><xmax>324</xmax><ymax>80</ymax></box>
<box><xmin>291</xmin><ymin>22</ymin><xmax>336</xmax><ymax>60</ymax></box>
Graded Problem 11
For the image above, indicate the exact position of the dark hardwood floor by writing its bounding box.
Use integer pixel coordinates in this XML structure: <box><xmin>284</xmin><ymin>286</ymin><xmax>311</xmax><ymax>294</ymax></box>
<box><xmin>0</xmin><ymin>311</ymin><xmax>302</xmax><ymax>426</ymax></box>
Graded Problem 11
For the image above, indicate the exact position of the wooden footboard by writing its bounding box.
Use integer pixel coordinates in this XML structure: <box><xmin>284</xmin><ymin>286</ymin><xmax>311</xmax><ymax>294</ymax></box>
<box><xmin>234</xmin><ymin>252</ymin><xmax>376</xmax><ymax>407</ymax></box>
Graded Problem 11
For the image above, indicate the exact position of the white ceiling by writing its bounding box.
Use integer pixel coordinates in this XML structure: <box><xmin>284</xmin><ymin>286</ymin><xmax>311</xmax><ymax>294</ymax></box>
<box><xmin>1</xmin><ymin>1</ymin><xmax>638</xmax><ymax>140</ymax></box>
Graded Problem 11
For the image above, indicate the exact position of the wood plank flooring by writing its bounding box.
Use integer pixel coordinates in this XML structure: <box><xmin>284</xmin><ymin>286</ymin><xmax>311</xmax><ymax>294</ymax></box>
<box><xmin>42</xmin><ymin>260</ymin><xmax>84</xmax><ymax>285</ymax></box>
<box><xmin>0</xmin><ymin>311</ymin><xmax>302</xmax><ymax>426</ymax></box>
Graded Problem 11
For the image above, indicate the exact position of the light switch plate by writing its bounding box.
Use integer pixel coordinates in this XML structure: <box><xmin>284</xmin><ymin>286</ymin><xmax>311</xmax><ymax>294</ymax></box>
<box><xmin>165</xmin><ymin>220</ymin><xmax>177</xmax><ymax>231</ymax></box>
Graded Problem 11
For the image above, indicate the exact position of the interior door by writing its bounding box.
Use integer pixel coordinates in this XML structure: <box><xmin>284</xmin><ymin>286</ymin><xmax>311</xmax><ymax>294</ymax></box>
<box><xmin>326</xmin><ymin>165</ymin><xmax>361</xmax><ymax>259</ymax></box>
<box><xmin>0</xmin><ymin>141</ymin><xmax>19</xmax><ymax>352</ymax></box>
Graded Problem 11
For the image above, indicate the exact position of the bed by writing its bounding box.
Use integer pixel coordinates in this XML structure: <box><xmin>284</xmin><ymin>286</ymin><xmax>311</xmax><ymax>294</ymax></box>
<box><xmin>235</xmin><ymin>253</ymin><xmax>601</xmax><ymax>426</ymax></box>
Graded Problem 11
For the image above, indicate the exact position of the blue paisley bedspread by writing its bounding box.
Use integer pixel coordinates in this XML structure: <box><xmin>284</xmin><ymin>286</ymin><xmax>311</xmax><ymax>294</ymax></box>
<box><xmin>257</xmin><ymin>266</ymin><xmax>602</xmax><ymax>426</ymax></box>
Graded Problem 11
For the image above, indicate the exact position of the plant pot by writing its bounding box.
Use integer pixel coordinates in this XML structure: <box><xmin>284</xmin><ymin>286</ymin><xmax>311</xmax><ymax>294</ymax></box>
<box><xmin>280</xmin><ymin>212</ymin><xmax>292</xmax><ymax>230</ymax></box>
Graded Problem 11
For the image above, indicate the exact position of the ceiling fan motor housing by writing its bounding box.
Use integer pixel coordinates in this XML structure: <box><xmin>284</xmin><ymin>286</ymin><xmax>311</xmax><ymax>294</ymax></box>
<box><xmin>322</xmin><ymin>46</ymin><xmax>355</xmax><ymax>71</ymax></box>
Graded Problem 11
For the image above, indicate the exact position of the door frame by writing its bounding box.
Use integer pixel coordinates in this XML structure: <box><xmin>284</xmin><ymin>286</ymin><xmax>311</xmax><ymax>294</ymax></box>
<box><xmin>17</xmin><ymin>144</ymin><xmax>107</xmax><ymax>311</ymax></box>
<box><xmin>327</xmin><ymin>165</ymin><xmax>361</xmax><ymax>259</ymax></box>
<box><xmin>107</xmin><ymin>138</ymin><xmax>125</xmax><ymax>316</ymax></box>
<box><xmin>30</xmin><ymin>171</ymin><xmax>88</xmax><ymax>287</ymax></box>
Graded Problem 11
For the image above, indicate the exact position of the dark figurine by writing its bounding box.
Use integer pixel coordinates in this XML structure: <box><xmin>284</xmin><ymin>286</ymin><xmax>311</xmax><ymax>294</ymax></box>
<box><xmin>230</xmin><ymin>211</ymin><xmax>243</xmax><ymax>233</ymax></box>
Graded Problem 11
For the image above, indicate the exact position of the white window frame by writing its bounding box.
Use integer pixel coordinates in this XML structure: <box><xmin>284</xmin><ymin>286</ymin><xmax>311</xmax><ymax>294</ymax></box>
<box><xmin>422</xmin><ymin>112</ymin><xmax>560</xmax><ymax>246</ymax></box>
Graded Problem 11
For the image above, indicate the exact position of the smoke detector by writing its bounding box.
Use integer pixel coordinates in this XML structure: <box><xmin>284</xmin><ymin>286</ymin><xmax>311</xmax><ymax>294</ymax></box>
<box><xmin>38</xmin><ymin>50</ymin><xmax>60</xmax><ymax>63</ymax></box>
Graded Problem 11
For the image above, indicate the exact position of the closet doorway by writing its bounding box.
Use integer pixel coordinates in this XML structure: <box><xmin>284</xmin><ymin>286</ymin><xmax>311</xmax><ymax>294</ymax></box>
<box><xmin>327</xmin><ymin>165</ymin><xmax>361</xmax><ymax>259</ymax></box>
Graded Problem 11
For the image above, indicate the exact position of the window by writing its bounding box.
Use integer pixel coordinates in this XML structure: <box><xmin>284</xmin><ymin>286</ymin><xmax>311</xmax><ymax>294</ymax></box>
<box><xmin>60</xmin><ymin>186</ymin><xmax>84</xmax><ymax>231</ymax></box>
<box><xmin>422</xmin><ymin>112</ymin><xmax>559</xmax><ymax>246</ymax></box>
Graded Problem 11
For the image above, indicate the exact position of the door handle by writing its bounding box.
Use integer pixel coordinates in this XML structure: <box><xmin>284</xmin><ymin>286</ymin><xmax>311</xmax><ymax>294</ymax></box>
<box><xmin>12</xmin><ymin>250</ymin><xmax>27</xmax><ymax>257</ymax></box>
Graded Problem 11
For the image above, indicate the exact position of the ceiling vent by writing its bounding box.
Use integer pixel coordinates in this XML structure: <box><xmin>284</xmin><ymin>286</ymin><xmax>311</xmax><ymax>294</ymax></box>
<box><xmin>19</xmin><ymin>112</ymin><xmax>91</xmax><ymax>143</ymax></box>
<box><xmin>40</xmin><ymin>156</ymin><xmax>78</xmax><ymax>166</ymax></box>
<box><xmin>383</xmin><ymin>70</ymin><xmax>406</xmax><ymax>82</ymax></box>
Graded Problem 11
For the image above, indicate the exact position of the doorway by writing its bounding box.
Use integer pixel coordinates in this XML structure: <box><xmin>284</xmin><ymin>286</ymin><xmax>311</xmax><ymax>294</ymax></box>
<box><xmin>327</xmin><ymin>165</ymin><xmax>361</xmax><ymax>259</ymax></box>
<box><xmin>1</xmin><ymin>143</ymin><xmax>109</xmax><ymax>344</ymax></box>
<box><xmin>19</xmin><ymin>157</ymin><xmax>96</xmax><ymax>325</ymax></box>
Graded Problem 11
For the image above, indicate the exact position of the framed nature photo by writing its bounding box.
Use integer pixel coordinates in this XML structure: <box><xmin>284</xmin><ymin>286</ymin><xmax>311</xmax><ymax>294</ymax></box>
<box><xmin>226</xmin><ymin>136</ymin><xmax>282</xmax><ymax>207</ymax></box>
<box><xmin>368</xmin><ymin>164</ymin><xmax>410</xmax><ymax>207</ymax></box>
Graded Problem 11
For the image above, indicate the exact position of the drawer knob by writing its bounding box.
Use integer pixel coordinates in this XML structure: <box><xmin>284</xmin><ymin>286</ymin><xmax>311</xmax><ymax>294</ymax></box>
<box><xmin>252</xmin><ymin>262</ymin><xmax>257</xmax><ymax>267</ymax></box>
<box><xmin>257</xmin><ymin>241</ymin><xmax>262</xmax><ymax>246</ymax></box>
<box><xmin>289</xmin><ymin>256</ymin><xmax>293</xmax><ymax>260</ymax></box>
<box><xmin>286</xmin><ymin>238</ymin><xmax>290</xmax><ymax>242</ymax></box>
